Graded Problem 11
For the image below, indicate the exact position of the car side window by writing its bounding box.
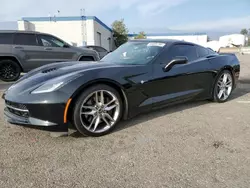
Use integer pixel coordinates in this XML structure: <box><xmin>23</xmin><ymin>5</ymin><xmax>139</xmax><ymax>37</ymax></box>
<box><xmin>196</xmin><ymin>46</ymin><xmax>209</xmax><ymax>57</ymax></box>
<box><xmin>13</xmin><ymin>33</ymin><xmax>37</xmax><ymax>46</ymax></box>
<box><xmin>38</xmin><ymin>34</ymin><xmax>65</xmax><ymax>47</ymax></box>
<box><xmin>168</xmin><ymin>44</ymin><xmax>198</xmax><ymax>62</ymax></box>
<box><xmin>0</xmin><ymin>33</ymin><xmax>14</xmax><ymax>44</ymax></box>
<box><xmin>207</xmin><ymin>48</ymin><xmax>217</xmax><ymax>55</ymax></box>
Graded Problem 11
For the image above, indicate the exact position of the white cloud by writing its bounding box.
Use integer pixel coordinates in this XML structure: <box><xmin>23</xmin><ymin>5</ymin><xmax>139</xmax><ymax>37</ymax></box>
<box><xmin>137</xmin><ymin>0</ymin><xmax>188</xmax><ymax>16</ymax></box>
<box><xmin>171</xmin><ymin>16</ymin><xmax>250</xmax><ymax>31</ymax></box>
<box><xmin>0</xmin><ymin>0</ymin><xmax>187</xmax><ymax>21</ymax></box>
<box><xmin>0</xmin><ymin>0</ymin><xmax>134</xmax><ymax>21</ymax></box>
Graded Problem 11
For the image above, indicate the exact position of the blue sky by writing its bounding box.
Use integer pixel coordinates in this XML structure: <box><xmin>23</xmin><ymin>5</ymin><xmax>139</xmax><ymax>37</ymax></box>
<box><xmin>0</xmin><ymin>0</ymin><xmax>249</xmax><ymax>34</ymax></box>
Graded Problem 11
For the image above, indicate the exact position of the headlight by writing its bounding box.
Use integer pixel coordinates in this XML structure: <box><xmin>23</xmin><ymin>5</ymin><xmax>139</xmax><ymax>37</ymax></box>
<box><xmin>31</xmin><ymin>73</ymin><xmax>81</xmax><ymax>94</ymax></box>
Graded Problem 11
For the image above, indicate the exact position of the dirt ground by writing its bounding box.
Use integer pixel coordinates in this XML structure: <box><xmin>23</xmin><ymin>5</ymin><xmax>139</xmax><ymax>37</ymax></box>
<box><xmin>0</xmin><ymin>54</ymin><xmax>250</xmax><ymax>188</ymax></box>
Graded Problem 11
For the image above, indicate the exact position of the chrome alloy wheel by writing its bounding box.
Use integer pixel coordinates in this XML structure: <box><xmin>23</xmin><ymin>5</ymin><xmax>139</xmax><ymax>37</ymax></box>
<box><xmin>217</xmin><ymin>72</ymin><xmax>233</xmax><ymax>101</ymax></box>
<box><xmin>79</xmin><ymin>90</ymin><xmax>120</xmax><ymax>133</ymax></box>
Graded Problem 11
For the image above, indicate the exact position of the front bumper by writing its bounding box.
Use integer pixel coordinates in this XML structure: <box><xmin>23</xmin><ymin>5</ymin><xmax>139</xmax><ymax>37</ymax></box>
<box><xmin>3</xmin><ymin>93</ymin><xmax>67</xmax><ymax>126</ymax></box>
<box><xmin>4</xmin><ymin>107</ymin><xmax>57</xmax><ymax>126</ymax></box>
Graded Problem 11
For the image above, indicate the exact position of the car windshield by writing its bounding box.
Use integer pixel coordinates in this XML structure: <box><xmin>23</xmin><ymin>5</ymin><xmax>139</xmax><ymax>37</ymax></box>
<box><xmin>101</xmin><ymin>41</ymin><xmax>165</xmax><ymax>64</ymax></box>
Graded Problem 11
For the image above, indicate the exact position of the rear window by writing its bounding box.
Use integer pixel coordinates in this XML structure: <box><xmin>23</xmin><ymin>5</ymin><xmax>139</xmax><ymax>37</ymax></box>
<box><xmin>0</xmin><ymin>33</ymin><xmax>13</xmax><ymax>44</ymax></box>
<box><xmin>13</xmin><ymin>33</ymin><xmax>37</xmax><ymax>46</ymax></box>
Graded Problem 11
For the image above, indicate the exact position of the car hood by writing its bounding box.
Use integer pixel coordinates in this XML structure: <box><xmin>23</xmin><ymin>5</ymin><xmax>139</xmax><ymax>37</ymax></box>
<box><xmin>71</xmin><ymin>46</ymin><xmax>94</xmax><ymax>53</ymax></box>
<box><xmin>70</xmin><ymin>46</ymin><xmax>100</xmax><ymax>60</ymax></box>
<box><xmin>6</xmin><ymin>61</ymin><xmax>127</xmax><ymax>95</ymax></box>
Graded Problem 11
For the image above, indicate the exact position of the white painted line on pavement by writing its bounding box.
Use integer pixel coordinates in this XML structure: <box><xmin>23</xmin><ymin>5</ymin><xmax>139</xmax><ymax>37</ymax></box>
<box><xmin>237</xmin><ymin>101</ymin><xmax>250</xmax><ymax>104</ymax></box>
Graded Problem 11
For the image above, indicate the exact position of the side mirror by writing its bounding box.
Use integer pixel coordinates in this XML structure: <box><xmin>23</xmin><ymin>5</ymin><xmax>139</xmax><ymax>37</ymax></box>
<box><xmin>63</xmin><ymin>44</ymin><xmax>70</xmax><ymax>48</ymax></box>
<box><xmin>164</xmin><ymin>56</ymin><xmax>188</xmax><ymax>72</ymax></box>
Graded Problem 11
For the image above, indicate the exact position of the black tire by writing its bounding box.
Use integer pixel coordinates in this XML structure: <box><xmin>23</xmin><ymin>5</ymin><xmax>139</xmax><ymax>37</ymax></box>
<box><xmin>212</xmin><ymin>70</ymin><xmax>234</xmax><ymax>103</ymax></box>
<box><xmin>0</xmin><ymin>59</ymin><xmax>21</xmax><ymax>82</ymax></box>
<box><xmin>79</xmin><ymin>56</ymin><xmax>94</xmax><ymax>61</ymax></box>
<box><xmin>72</xmin><ymin>84</ymin><xmax>123</xmax><ymax>137</ymax></box>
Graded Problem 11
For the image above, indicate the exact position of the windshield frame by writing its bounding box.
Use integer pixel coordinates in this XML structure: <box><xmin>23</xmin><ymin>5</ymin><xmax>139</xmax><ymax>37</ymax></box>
<box><xmin>101</xmin><ymin>41</ymin><xmax>167</xmax><ymax>65</ymax></box>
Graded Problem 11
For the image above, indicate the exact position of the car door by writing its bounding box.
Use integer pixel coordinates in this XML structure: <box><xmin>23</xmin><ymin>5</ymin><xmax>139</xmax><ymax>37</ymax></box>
<box><xmin>36</xmin><ymin>34</ymin><xmax>76</xmax><ymax>64</ymax></box>
<box><xmin>12</xmin><ymin>33</ymin><xmax>52</xmax><ymax>72</ymax></box>
<box><xmin>0</xmin><ymin>32</ymin><xmax>14</xmax><ymax>57</ymax></box>
<box><xmin>150</xmin><ymin>43</ymin><xmax>213</xmax><ymax>108</ymax></box>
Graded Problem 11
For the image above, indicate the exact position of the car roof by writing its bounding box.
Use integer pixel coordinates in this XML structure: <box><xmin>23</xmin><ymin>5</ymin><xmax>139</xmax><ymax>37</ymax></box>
<box><xmin>0</xmin><ymin>30</ymin><xmax>45</xmax><ymax>35</ymax></box>
<box><xmin>129</xmin><ymin>39</ymin><xmax>197</xmax><ymax>45</ymax></box>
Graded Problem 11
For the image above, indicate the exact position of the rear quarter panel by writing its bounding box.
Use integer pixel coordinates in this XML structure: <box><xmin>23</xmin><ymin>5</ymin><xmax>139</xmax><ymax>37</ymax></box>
<box><xmin>208</xmin><ymin>53</ymin><xmax>240</xmax><ymax>87</ymax></box>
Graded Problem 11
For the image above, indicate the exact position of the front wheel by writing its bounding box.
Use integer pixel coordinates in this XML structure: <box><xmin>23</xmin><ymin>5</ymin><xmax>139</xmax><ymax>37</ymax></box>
<box><xmin>72</xmin><ymin>84</ymin><xmax>123</xmax><ymax>137</ymax></box>
<box><xmin>212</xmin><ymin>70</ymin><xmax>233</xmax><ymax>102</ymax></box>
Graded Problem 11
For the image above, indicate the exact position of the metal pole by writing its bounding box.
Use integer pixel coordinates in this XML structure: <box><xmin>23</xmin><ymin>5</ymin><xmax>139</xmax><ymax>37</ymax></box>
<box><xmin>80</xmin><ymin>8</ymin><xmax>87</xmax><ymax>46</ymax></box>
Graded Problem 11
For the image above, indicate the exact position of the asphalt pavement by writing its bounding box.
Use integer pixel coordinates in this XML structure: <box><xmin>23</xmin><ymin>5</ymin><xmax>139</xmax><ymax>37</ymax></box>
<box><xmin>0</xmin><ymin>54</ymin><xmax>250</xmax><ymax>188</ymax></box>
<box><xmin>0</xmin><ymin>82</ymin><xmax>12</xmax><ymax>91</ymax></box>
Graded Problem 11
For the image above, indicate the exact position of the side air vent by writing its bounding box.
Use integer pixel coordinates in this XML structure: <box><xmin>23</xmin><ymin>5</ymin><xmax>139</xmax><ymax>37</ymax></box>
<box><xmin>42</xmin><ymin>67</ymin><xmax>57</xmax><ymax>73</ymax></box>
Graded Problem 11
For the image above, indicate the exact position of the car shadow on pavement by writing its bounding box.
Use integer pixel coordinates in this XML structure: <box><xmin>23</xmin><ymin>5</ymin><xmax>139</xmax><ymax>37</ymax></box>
<box><xmin>230</xmin><ymin>78</ymin><xmax>250</xmax><ymax>100</ymax></box>
<box><xmin>114</xmin><ymin>100</ymin><xmax>209</xmax><ymax>133</ymax></box>
<box><xmin>13</xmin><ymin>123</ymin><xmax>68</xmax><ymax>133</ymax></box>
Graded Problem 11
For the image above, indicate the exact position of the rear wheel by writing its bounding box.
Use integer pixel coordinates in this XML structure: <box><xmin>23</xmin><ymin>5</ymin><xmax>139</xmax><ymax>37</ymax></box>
<box><xmin>72</xmin><ymin>84</ymin><xmax>123</xmax><ymax>137</ymax></box>
<box><xmin>0</xmin><ymin>60</ymin><xmax>21</xmax><ymax>82</ymax></box>
<box><xmin>212</xmin><ymin>70</ymin><xmax>233</xmax><ymax>102</ymax></box>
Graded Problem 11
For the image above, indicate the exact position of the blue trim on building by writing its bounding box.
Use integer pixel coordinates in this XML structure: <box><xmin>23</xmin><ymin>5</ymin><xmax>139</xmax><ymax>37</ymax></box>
<box><xmin>128</xmin><ymin>33</ymin><xmax>207</xmax><ymax>37</ymax></box>
<box><xmin>87</xmin><ymin>16</ymin><xmax>112</xmax><ymax>32</ymax></box>
<box><xmin>22</xmin><ymin>16</ymin><xmax>112</xmax><ymax>32</ymax></box>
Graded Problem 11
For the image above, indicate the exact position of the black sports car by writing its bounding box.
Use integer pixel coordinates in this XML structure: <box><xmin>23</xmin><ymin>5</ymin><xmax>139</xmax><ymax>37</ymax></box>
<box><xmin>3</xmin><ymin>39</ymin><xmax>240</xmax><ymax>137</ymax></box>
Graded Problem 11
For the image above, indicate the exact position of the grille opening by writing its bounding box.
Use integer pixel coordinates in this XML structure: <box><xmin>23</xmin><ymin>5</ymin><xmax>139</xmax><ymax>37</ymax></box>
<box><xmin>5</xmin><ymin>100</ymin><xmax>27</xmax><ymax>110</ymax></box>
<box><xmin>5</xmin><ymin>100</ymin><xmax>29</xmax><ymax>118</ymax></box>
<box><xmin>8</xmin><ymin>108</ymin><xmax>29</xmax><ymax>118</ymax></box>
<box><xmin>42</xmin><ymin>67</ymin><xmax>57</xmax><ymax>73</ymax></box>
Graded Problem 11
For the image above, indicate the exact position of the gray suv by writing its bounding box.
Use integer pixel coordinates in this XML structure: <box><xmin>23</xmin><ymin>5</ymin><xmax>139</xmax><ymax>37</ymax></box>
<box><xmin>0</xmin><ymin>30</ymin><xmax>100</xmax><ymax>82</ymax></box>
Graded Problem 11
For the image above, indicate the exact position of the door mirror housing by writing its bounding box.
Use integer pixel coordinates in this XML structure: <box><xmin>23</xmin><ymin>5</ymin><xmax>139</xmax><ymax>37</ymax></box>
<box><xmin>164</xmin><ymin>56</ymin><xmax>188</xmax><ymax>72</ymax></box>
<box><xmin>63</xmin><ymin>44</ymin><xmax>70</xmax><ymax>48</ymax></box>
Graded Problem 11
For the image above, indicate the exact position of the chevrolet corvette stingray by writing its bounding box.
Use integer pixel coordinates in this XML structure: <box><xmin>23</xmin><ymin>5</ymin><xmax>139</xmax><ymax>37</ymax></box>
<box><xmin>3</xmin><ymin>39</ymin><xmax>240</xmax><ymax>136</ymax></box>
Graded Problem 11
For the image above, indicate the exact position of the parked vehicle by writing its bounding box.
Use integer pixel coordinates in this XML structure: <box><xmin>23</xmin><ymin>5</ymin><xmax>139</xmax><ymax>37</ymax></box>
<box><xmin>0</xmin><ymin>30</ymin><xmax>100</xmax><ymax>82</ymax></box>
<box><xmin>3</xmin><ymin>39</ymin><xmax>240</xmax><ymax>137</ymax></box>
<box><xmin>81</xmin><ymin>45</ymin><xmax>109</xmax><ymax>59</ymax></box>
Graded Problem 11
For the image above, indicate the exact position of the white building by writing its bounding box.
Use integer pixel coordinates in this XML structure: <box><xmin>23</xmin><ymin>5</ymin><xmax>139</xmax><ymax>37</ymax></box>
<box><xmin>219</xmin><ymin>34</ymin><xmax>247</xmax><ymax>47</ymax></box>
<box><xmin>128</xmin><ymin>33</ymin><xmax>208</xmax><ymax>46</ymax></box>
<box><xmin>204</xmin><ymin>34</ymin><xmax>248</xmax><ymax>52</ymax></box>
<box><xmin>18</xmin><ymin>16</ymin><xmax>114</xmax><ymax>51</ymax></box>
<box><xmin>204</xmin><ymin>40</ymin><xmax>221</xmax><ymax>52</ymax></box>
